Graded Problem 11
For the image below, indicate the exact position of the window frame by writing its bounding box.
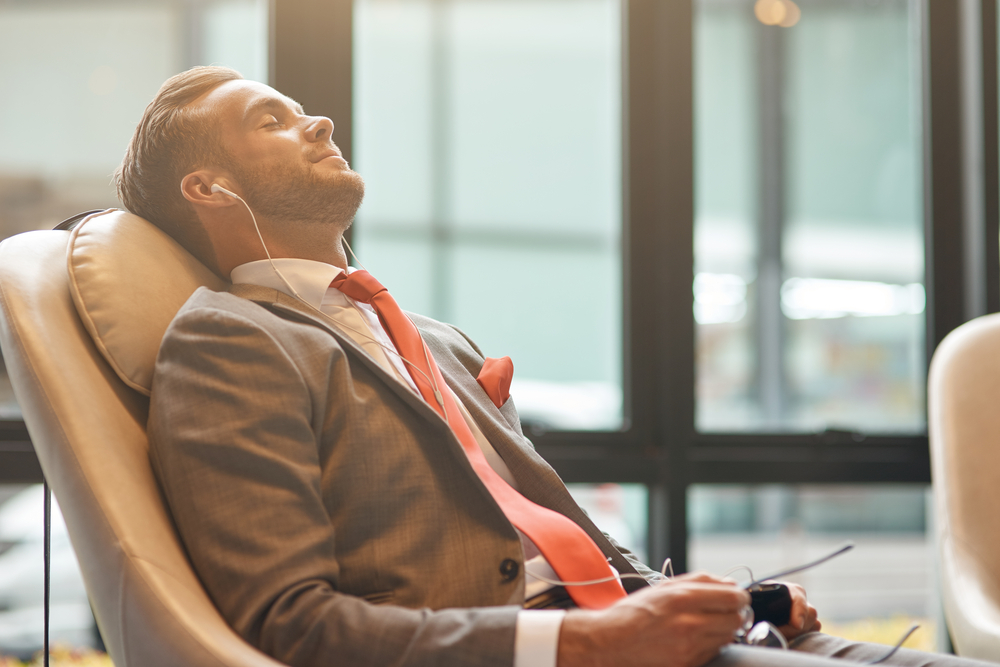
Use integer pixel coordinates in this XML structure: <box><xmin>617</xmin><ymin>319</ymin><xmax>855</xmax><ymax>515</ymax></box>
<box><xmin>532</xmin><ymin>0</ymin><xmax>1000</xmax><ymax>571</ymax></box>
<box><xmin>533</xmin><ymin>0</ymin><xmax>1000</xmax><ymax>571</ymax></box>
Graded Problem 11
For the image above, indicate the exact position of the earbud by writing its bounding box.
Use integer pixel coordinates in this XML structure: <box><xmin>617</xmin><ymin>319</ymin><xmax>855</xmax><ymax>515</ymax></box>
<box><xmin>204</xmin><ymin>181</ymin><xmax>305</xmax><ymax>302</ymax></box>
<box><xmin>211</xmin><ymin>183</ymin><xmax>237</xmax><ymax>198</ymax></box>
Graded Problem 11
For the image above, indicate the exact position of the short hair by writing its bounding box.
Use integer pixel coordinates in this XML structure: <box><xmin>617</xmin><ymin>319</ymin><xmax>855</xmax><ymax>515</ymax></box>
<box><xmin>115</xmin><ymin>66</ymin><xmax>243</xmax><ymax>267</ymax></box>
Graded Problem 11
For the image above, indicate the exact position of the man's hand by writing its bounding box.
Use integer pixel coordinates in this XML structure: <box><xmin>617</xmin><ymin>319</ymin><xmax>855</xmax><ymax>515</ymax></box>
<box><xmin>775</xmin><ymin>581</ymin><xmax>820</xmax><ymax>640</ymax></box>
<box><xmin>557</xmin><ymin>572</ymin><xmax>750</xmax><ymax>667</ymax></box>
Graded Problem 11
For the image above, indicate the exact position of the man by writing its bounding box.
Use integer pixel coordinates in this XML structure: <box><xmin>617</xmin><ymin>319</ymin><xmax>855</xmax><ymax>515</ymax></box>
<box><xmin>118</xmin><ymin>66</ymin><xmax>990</xmax><ymax>667</ymax></box>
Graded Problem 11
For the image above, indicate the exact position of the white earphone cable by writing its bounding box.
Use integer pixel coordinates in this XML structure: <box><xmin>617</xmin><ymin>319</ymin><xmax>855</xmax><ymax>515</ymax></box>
<box><xmin>527</xmin><ymin>556</ymin><xmax>674</xmax><ymax>588</ymax></box>
<box><xmin>342</xmin><ymin>236</ymin><xmax>369</xmax><ymax>272</ymax></box>
<box><xmin>207</xmin><ymin>183</ymin><xmax>690</xmax><ymax>591</ymax></box>
<box><xmin>210</xmin><ymin>185</ymin><xmax>304</xmax><ymax>302</ymax></box>
<box><xmin>215</xmin><ymin>184</ymin><xmax>449</xmax><ymax>420</ymax></box>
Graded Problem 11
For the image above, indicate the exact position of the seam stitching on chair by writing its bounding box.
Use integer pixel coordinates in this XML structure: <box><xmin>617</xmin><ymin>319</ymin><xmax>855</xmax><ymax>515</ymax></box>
<box><xmin>66</xmin><ymin>210</ymin><xmax>152</xmax><ymax>397</ymax></box>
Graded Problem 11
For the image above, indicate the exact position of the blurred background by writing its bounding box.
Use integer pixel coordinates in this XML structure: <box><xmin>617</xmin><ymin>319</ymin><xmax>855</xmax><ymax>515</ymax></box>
<box><xmin>0</xmin><ymin>0</ymin><xmax>964</xmax><ymax>660</ymax></box>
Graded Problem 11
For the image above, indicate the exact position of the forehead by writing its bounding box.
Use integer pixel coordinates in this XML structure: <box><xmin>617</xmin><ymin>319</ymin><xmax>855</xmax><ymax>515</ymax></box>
<box><xmin>192</xmin><ymin>79</ymin><xmax>303</xmax><ymax>127</ymax></box>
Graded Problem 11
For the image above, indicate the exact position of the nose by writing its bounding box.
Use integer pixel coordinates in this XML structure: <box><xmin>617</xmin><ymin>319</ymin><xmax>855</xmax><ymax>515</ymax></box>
<box><xmin>305</xmin><ymin>115</ymin><xmax>334</xmax><ymax>143</ymax></box>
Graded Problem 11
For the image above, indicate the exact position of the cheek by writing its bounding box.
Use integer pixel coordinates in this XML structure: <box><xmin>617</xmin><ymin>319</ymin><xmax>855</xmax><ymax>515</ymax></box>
<box><xmin>242</xmin><ymin>133</ymin><xmax>302</xmax><ymax>162</ymax></box>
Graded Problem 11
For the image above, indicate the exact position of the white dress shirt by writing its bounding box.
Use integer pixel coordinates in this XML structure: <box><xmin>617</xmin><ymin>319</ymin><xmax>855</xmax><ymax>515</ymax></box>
<box><xmin>231</xmin><ymin>257</ymin><xmax>565</xmax><ymax>667</ymax></box>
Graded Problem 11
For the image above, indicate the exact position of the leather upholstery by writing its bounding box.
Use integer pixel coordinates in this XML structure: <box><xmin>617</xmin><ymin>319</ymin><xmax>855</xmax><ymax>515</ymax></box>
<box><xmin>929</xmin><ymin>313</ymin><xmax>1000</xmax><ymax>660</ymax></box>
<box><xmin>68</xmin><ymin>209</ymin><xmax>227</xmax><ymax>395</ymax></box>
<box><xmin>0</xmin><ymin>211</ymin><xmax>284</xmax><ymax>667</ymax></box>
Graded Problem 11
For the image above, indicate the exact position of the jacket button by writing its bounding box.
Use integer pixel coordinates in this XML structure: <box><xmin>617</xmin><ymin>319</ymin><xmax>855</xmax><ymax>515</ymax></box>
<box><xmin>499</xmin><ymin>558</ymin><xmax>519</xmax><ymax>581</ymax></box>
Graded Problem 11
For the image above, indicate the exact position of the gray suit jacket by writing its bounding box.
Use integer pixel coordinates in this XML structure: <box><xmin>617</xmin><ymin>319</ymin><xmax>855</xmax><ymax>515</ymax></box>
<box><xmin>148</xmin><ymin>284</ymin><xmax>653</xmax><ymax>667</ymax></box>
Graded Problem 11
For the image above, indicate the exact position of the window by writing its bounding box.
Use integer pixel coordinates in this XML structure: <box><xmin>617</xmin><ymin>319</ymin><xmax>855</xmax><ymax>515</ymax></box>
<box><xmin>354</xmin><ymin>0</ymin><xmax>625</xmax><ymax>431</ymax></box>
<box><xmin>695</xmin><ymin>0</ymin><xmax>926</xmax><ymax>434</ymax></box>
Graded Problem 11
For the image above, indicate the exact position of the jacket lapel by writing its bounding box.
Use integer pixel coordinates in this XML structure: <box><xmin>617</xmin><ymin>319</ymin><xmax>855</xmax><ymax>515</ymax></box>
<box><xmin>228</xmin><ymin>283</ymin><xmax>450</xmax><ymax>429</ymax></box>
<box><xmin>419</xmin><ymin>331</ymin><xmax>583</xmax><ymax>499</ymax></box>
<box><xmin>420</xmin><ymin>328</ymin><xmax>644</xmax><ymax>583</ymax></box>
<box><xmin>228</xmin><ymin>284</ymin><xmax>643</xmax><ymax>583</ymax></box>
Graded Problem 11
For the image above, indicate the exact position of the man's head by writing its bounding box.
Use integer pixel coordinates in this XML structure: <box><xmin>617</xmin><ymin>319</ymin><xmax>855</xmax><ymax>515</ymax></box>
<box><xmin>116</xmin><ymin>66</ymin><xmax>364</xmax><ymax>274</ymax></box>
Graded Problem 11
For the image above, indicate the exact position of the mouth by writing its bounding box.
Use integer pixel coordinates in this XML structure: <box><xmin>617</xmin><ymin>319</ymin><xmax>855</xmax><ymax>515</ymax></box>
<box><xmin>313</xmin><ymin>149</ymin><xmax>347</xmax><ymax>165</ymax></box>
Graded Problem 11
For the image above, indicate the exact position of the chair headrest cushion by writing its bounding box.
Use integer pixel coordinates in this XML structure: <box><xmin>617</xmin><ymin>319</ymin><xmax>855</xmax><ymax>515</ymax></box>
<box><xmin>68</xmin><ymin>210</ymin><xmax>228</xmax><ymax>396</ymax></box>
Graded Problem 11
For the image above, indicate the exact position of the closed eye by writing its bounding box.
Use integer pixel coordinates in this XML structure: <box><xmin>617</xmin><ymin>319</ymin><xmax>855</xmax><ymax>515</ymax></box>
<box><xmin>260</xmin><ymin>114</ymin><xmax>283</xmax><ymax>129</ymax></box>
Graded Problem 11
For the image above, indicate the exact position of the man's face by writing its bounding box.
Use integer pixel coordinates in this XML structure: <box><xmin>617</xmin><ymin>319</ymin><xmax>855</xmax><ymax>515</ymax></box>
<box><xmin>194</xmin><ymin>79</ymin><xmax>364</xmax><ymax>228</ymax></box>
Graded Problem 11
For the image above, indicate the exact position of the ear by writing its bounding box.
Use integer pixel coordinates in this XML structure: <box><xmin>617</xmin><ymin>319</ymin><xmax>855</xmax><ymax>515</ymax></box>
<box><xmin>180</xmin><ymin>170</ymin><xmax>239</xmax><ymax>208</ymax></box>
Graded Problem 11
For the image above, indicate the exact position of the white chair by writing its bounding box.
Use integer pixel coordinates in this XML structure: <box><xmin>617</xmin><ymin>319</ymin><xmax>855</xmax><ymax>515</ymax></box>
<box><xmin>0</xmin><ymin>210</ymin><xmax>286</xmax><ymax>667</ymax></box>
<box><xmin>928</xmin><ymin>313</ymin><xmax>1000</xmax><ymax>660</ymax></box>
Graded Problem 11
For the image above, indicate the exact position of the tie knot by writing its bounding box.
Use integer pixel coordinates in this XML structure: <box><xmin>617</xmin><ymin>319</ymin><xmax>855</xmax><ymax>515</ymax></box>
<box><xmin>330</xmin><ymin>269</ymin><xmax>387</xmax><ymax>304</ymax></box>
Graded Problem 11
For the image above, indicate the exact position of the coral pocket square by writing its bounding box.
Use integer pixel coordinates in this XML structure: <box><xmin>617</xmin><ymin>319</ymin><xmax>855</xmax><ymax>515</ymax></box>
<box><xmin>477</xmin><ymin>356</ymin><xmax>513</xmax><ymax>409</ymax></box>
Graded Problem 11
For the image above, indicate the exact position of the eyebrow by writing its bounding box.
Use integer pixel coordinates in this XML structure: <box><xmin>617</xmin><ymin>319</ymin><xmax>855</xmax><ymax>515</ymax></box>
<box><xmin>242</xmin><ymin>97</ymin><xmax>306</xmax><ymax>125</ymax></box>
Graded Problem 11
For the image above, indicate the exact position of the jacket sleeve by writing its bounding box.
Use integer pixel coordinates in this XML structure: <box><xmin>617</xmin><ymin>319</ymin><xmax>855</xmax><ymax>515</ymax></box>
<box><xmin>148</xmin><ymin>304</ymin><xmax>519</xmax><ymax>667</ymax></box>
<box><xmin>604</xmin><ymin>533</ymin><xmax>667</xmax><ymax>584</ymax></box>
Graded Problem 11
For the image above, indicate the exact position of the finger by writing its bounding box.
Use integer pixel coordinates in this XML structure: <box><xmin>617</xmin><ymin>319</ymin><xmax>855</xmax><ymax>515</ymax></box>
<box><xmin>784</xmin><ymin>583</ymin><xmax>809</xmax><ymax>629</ymax></box>
<box><xmin>669</xmin><ymin>609</ymin><xmax>748</xmax><ymax>640</ymax></box>
<box><xmin>777</xmin><ymin>623</ymin><xmax>797</xmax><ymax>639</ymax></box>
<box><xmin>692</xmin><ymin>611</ymin><xmax>750</xmax><ymax>641</ymax></box>
<box><xmin>697</xmin><ymin>610</ymin><xmax>749</xmax><ymax>635</ymax></box>
<box><xmin>649</xmin><ymin>579</ymin><xmax>747</xmax><ymax>600</ymax></box>
<box><xmin>777</xmin><ymin>604</ymin><xmax>819</xmax><ymax>641</ymax></box>
<box><xmin>792</xmin><ymin>603</ymin><xmax>806</xmax><ymax>629</ymax></box>
<box><xmin>803</xmin><ymin>605</ymin><xmax>819</xmax><ymax>632</ymax></box>
<box><xmin>665</xmin><ymin>584</ymin><xmax>751</xmax><ymax>613</ymax></box>
<box><xmin>675</xmin><ymin>571</ymin><xmax>733</xmax><ymax>586</ymax></box>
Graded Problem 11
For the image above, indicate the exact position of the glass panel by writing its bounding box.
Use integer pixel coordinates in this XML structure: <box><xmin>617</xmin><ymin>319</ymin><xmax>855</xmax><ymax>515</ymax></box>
<box><xmin>567</xmin><ymin>483</ymin><xmax>648</xmax><ymax>564</ymax></box>
<box><xmin>694</xmin><ymin>0</ymin><xmax>925</xmax><ymax>433</ymax></box>
<box><xmin>0</xmin><ymin>485</ymin><xmax>106</xmax><ymax>661</ymax></box>
<box><xmin>354</xmin><ymin>0</ymin><xmax>623</xmax><ymax>431</ymax></box>
<box><xmin>0</xmin><ymin>0</ymin><xmax>269</xmax><ymax>420</ymax></box>
<box><xmin>689</xmin><ymin>484</ymin><xmax>939</xmax><ymax>650</ymax></box>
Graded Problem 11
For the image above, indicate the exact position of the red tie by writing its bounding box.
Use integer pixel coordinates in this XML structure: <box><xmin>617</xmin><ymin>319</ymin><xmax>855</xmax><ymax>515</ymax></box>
<box><xmin>331</xmin><ymin>269</ymin><xmax>627</xmax><ymax>609</ymax></box>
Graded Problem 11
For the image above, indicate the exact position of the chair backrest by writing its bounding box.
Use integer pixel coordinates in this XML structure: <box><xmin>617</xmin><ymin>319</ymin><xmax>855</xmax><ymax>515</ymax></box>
<box><xmin>928</xmin><ymin>313</ymin><xmax>1000</xmax><ymax>660</ymax></box>
<box><xmin>0</xmin><ymin>210</ymin><xmax>286</xmax><ymax>667</ymax></box>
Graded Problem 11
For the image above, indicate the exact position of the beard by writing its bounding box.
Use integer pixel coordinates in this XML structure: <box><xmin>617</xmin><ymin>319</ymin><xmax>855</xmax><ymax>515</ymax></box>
<box><xmin>229</xmin><ymin>157</ymin><xmax>365</xmax><ymax>231</ymax></box>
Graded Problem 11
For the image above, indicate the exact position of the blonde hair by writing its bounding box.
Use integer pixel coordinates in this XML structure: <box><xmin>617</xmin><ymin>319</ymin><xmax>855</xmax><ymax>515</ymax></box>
<box><xmin>115</xmin><ymin>66</ymin><xmax>243</xmax><ymax>267</ymax></box>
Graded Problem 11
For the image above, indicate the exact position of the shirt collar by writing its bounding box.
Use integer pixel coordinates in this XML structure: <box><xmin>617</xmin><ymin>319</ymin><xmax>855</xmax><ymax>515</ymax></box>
<box><xmin>230</xmin><ymin>258</ymin><xmax>345</xmax><ymax>310</ymax></box>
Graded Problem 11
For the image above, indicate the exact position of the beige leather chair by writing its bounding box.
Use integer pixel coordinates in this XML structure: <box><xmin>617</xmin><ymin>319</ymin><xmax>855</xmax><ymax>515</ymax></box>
<box><xmin>0</xmin><ymin>210</ymin><xmax>286</xmax><ymax>667</ymax></box>
<box><xmin>929</xmin><ymin>313</ymin><xmax>1000</xmax><ymax>660</ymax></box>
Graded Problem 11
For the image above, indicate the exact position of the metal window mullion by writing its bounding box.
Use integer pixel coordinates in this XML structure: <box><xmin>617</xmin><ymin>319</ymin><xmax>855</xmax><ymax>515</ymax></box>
<box><xmin>925</xmin><ymin>0</ymin><xmax>996</xmax><ymax>351</ymax></box>
<box><xmin>755</xmin><ymin>22</ymin><xmax>787</xmax><ymax>430</ymax></box>
<box><xmin>271</xmin><ymin>0</ymin><xmax>354</xmax><ymax>238</ymax></box>
<box><xmin>982</xmin><ymin>0</ymin><xmax>1000</xmax><ymax>313</ymax></box>
<box><xmin>625</xmin><ymin>0</ymin><xmax>695</xmax><ymax>573</ymax></box>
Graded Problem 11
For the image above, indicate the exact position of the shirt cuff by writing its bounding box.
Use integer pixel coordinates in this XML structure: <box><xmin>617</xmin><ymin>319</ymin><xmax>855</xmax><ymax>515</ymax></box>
<box><xmin>514</xmin><ymin>609</ymin><xmax>566</xmax><ymax>667</ymax></box>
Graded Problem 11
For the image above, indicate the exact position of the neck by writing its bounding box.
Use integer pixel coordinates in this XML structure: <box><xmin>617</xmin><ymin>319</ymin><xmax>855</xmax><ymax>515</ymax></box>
<box><xmin>266</xmin><ymin>233</ymin><xmax>350</xmax><ymax>270</ymax></box>
<box><xmin>211</xmin><ymin>212</ymin><xmax>353</xmax><ymax>275</ymax></box>
<box><xmin>257</xmin><ymin>215</ymin><xmax>352</xmax><ymax>270</ymax></box>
